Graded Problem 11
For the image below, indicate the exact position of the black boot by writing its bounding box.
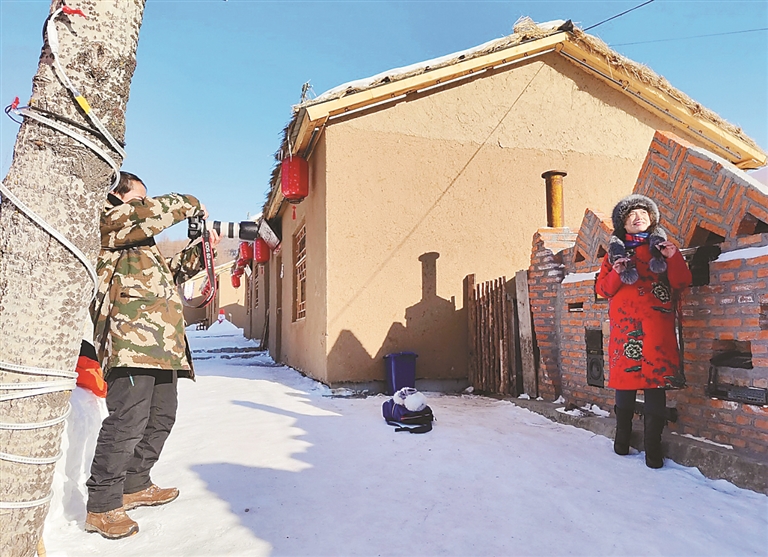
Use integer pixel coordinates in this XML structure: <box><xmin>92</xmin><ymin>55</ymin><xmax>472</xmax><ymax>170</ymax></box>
<box><xmin>643</xmin><ymin>413</ymin><xmax>666</xmax><ymax>469</ymax></box>
<box><xmin>613</xmin><ymin>405</ymin><xmax>634</xmax><ymax>456</ymax></box>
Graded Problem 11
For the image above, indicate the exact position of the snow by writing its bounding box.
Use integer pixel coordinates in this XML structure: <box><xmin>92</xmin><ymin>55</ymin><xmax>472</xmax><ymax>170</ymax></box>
<box><xmin>561</xmin><ymin>271</ymin><xmax>598</xmax><ymax>284</ymax></box>
<box><xmin>716</xmin><ymin>244</ymin><xmax>768</xmax><ymax>263</ymax></box>
<box><xmin>554</xmin><ymin>403</ymin><xmax>608</xmax><ymax>418</ymax></box>
<box><xmin>671</xmin><ymin>432</ymin><xmax>734</xmax><ymax>450</ymax></box>
<box><xmin>42</xmin><ymin>323</ymin><xmax>767</xmax><ymax>556</ymax></box>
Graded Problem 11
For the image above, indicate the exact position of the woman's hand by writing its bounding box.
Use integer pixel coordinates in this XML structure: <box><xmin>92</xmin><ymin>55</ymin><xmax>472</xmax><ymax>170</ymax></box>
<box><xmin>656</xmin><ymin>241</ymin><xmax>678</xmax><ymax>259</ymax></box>
<box><xmin>612</xmin><ymin>257</ymin><xmax>631</xmax><ymax>274</ymax></box>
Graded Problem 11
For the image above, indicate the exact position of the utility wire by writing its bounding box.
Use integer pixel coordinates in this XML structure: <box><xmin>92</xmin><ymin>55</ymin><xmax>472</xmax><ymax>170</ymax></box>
<box><xmin>584</xmin><ymin>0</ymin><xmax>655</xmax><ymax>32</ymax></box>
<box><xmin>611</xmin><ymin>27</ymin><xmax>768</xmax><ymax>47</ymax></box>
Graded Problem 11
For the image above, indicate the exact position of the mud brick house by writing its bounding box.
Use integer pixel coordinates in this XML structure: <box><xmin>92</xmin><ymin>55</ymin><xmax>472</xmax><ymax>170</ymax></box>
<box><xmin>527</xmin><ymin>131</ymin><xmax>768</xmax><ymax>455</ymax></box>
<box><xmin>252</xmin><ymin>18</ymin><xmax>765</xmax><ymax>390</ymax></box>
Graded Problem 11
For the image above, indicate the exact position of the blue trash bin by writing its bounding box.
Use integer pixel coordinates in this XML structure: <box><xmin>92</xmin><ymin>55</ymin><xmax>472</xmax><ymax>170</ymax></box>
<box><xmin>383</xmin><ymin>352</ymin><xmax>418</xmax><ymax>395</ymax></box>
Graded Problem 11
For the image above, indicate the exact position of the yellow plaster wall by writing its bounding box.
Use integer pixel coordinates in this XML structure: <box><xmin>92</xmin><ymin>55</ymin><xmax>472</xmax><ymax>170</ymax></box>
<box><xmin>272</xmin><ymin>135</ymin><xmax>329</xmax><ymax>382</ymax></box>
<box><xmin>321</xmin><ymin>53</ymin><xmax>715</xmax><ymax>385</ymax></box>
<box><xmin>218</xmin><ymin>273</ymin><xmax>247</xmax><ymax>329</ymax></box>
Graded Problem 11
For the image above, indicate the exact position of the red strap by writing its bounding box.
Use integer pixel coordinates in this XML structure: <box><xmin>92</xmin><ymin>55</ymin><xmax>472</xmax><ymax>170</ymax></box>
<box><xmin>62</xmin><ymin>5</ymin><xmax>88</xmax><ymax>18</ymax></box>
<box><xmin>192</xmin><ymin>229</ymin><xmax>217</xmax><ymax>308</ymax></box>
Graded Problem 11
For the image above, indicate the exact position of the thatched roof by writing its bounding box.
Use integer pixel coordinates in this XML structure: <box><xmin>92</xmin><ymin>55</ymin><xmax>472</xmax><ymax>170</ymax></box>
<box><xmin>264</xmin><ymin>17</ymin><xmax>766</xmax><ymax>219</ymax></box>
<box><xmin>566</xmin><ymin>25</ymin><xmax>761</xmax><ymax>153</ymax></box>
<box><xmin>301</xmin><ymin>18</ymin><xmax>567</xmax><ymax>109</ymax></box>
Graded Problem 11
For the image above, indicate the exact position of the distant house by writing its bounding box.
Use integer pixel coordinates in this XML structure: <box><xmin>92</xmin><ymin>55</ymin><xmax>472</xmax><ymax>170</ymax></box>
<box><xmin>252</xmin><ymin>18</ymin><xmax>766</xmax><ymax>390</ymax></box>
<box><xmin>182</xmin><ymin>261</ymin><xmax>248</xmax><ymax>331</ymax></box>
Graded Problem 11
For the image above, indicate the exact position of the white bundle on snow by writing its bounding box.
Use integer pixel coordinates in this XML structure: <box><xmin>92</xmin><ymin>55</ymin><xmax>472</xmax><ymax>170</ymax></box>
<box><xmin>393</xmin><ymin>387</ymin><xmax>427</xmax><ymax>412</ymax></box>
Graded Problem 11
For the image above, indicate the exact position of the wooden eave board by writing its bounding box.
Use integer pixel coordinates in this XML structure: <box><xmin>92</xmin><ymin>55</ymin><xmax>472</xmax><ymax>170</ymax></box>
<box><xmin>558</xmin><ymin>42</ymin><xmax>766</xmax><ymax>169</ymax></box>
<box><xmin>292</xmin><ymin>110</ymin><xmax>328</xmax><ymax>158</ymax></box>
<box><xmin>266</xmin><ymin>177</ymin><xmax>283</xmax><ymax>220</ymax></box>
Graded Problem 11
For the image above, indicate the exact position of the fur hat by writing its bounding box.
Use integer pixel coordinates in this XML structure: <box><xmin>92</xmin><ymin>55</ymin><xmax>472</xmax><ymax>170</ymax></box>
<box><xmin>611</xmin><ymin>194</ymin><xmax>660</xmax><ymax>236</ymax></box>
<box><xmin>609</xmin><ymin>194</ymin><xmax>667</xmax><ymax>284</ymax></box>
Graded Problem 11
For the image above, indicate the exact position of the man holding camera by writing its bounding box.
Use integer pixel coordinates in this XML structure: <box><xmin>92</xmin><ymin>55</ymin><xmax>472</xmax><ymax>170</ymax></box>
<box><xmin>85</xmin><ymin>171</ymin><xmax>220</xmax><ymax>539</ymax></box>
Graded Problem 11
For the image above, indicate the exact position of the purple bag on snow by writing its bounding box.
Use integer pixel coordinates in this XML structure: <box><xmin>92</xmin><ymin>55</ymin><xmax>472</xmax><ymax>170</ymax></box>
<box><xmin>382</xmin><ymin>398</ymin><xmax>434</xmax><ymax>434</ymax></box>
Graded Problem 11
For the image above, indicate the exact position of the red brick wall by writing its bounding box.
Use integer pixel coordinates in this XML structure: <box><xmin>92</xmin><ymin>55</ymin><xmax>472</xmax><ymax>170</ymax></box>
<box><xmin>679</xmin><ymin>233</ymin><xmax>768</xmax><ymax>455</ymax></box>
<box><xmin>528</xmin><ymin>131</ymin><xmax>768</xmax><ymax>457</ymax></box>
<box><xmin>635</xmin><ymin>132</ymin><xmax>768</xmax><ymax>246</ymax></box>
<box><xmin>558</xmin><ymin>278</ymin><xmax>614</xmax><ymax>410</ymax></box>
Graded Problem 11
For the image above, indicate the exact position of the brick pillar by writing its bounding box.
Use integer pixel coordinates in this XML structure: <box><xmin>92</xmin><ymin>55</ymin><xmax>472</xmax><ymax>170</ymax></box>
<box><xmin>527</xmin><ymin>227</ymin><xmax>577</xmax><ymax>400</ymax></box>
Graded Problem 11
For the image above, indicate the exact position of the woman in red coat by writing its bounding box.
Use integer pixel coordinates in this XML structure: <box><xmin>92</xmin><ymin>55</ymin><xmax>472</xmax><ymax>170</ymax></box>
<box><xmin>596</xmin><ymin>194</ymin><xmax>692</xmax><ymax>468</ymax></box>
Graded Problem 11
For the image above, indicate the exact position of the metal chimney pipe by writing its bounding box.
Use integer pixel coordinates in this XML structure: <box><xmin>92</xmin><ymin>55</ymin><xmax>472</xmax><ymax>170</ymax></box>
<box><xmin>542</xmin><ymin>170</ymin><xmax>567</xmax><ymax>227</ymax></box>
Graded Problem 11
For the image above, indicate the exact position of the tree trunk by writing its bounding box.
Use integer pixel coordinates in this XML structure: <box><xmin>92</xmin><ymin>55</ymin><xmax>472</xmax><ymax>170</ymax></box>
<box><xmin>0</xmin><ymin>2</ymin><xmax>145</xmax><ymax>555</ymax></box>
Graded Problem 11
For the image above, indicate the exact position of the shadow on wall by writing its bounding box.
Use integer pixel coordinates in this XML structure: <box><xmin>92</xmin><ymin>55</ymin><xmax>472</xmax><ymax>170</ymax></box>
<box><xmin>327</xmin><ymin>252</ymin><xmax>466</xmax><ymax>386</ymax></box>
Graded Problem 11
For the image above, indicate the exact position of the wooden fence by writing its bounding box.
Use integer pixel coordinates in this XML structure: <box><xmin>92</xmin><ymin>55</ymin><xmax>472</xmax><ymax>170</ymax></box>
<box><xmin>464</xmin><ymin>271</ymin><xmax>537</xmax><ymax>397</ymax></box>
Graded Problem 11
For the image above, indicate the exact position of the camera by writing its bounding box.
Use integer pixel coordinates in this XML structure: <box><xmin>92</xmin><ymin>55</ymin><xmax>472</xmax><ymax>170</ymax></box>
<box><xmin>210</xmin><ymin>221</ymin><xmax>260</xmax><ymax>241</ymax></box>
<box><xmin>188</xmin><ymin>215</ymin><xmax>205</xmax><ymax>240</ymax></box>
<box><xmin>188</xmin><ymin>216</ymin><xmax>261</xmax><ymax>242</ymax></box>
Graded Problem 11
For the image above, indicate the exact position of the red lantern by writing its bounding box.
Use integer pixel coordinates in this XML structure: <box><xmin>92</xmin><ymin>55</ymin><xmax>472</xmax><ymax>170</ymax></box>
<box><xmin>281</xmin><ymin>157</ymin><xmax>309</xmax><ymax>203</ymax></box>
<box><xmin>238</xmin><ymin>241</ymin><xmax>254</xmax><ymax>261</ymax></box>
<box><xmin>255</xmin><ymin>238</ymin><xmax>270</xmax><ymax>264</ymax></box>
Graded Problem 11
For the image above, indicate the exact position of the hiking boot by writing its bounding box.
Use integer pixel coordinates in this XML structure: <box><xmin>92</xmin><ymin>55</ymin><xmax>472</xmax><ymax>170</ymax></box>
<box><xmin>85</xmin><ymin>507</ymin><xmax>139</xmax><ymax>539</ymax></box>
<box><xmin>123</xmin><ymin>484</ymin><xmax>179</xmax><ymax>511</ymax></box>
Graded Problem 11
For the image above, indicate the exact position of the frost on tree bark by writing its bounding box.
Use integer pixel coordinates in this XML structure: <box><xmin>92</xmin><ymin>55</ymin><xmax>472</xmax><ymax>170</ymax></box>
<box><xmin>0</xmin><ymin>2</ymin><xmax>145</xmax><ymax>555</ymax></box>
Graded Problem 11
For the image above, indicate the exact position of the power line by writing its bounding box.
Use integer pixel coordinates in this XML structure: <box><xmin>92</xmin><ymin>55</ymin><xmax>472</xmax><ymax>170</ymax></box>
<box><xmin>584</xmin><ymin>0</ymin><xmax>655</xmax><ymax>32</ymax></box>
<box><xmin>611</xmin><ymin>27</ymin><xmax>768</xmax><ymax>47</ymax></box>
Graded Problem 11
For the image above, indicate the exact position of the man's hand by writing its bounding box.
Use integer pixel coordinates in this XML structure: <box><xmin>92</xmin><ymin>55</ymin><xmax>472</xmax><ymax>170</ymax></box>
<box><xmin>208</xmin><ymin>227</ymin><xmax>221</xmax><ymax>247</ymax></box>
<box><xmin>198</xmin><ymin>203</ymin><xmax>221</xmax><ymax>246</ymax></box>
<box><xmin>612</xmin><ymin>257</ymin><xmax>631</xmax><ymax>274</ymax></box>
<box><xmin>656</xmin><ymin>241</ymin><xmax>678</xmax><ymax>259</ymax></box>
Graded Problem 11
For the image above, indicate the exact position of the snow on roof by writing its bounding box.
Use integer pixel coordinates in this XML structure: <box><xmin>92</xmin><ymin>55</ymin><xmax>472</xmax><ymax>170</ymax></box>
<box><xmin>750</xmin><ymin>166</ymin><xmax>768</xmax><ymax>186</ymax></box>
<box><xmin>689</xmin><ymin>145</ymin><xmax>768</xmax><ymax>196</ymax></box>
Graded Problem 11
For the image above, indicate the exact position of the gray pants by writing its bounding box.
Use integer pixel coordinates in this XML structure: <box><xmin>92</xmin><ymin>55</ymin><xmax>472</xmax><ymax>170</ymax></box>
<box><xmin>86</xmin><ymin>368</ymin><xmax>178</xmax><ymax>513</ymax></box>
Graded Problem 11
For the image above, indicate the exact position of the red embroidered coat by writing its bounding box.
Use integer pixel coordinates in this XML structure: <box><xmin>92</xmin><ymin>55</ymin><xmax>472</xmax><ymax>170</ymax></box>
<box><xmin>595</xmin><ymin>245</ymin><xmax>692</xmax><ymax>390</ymax></box>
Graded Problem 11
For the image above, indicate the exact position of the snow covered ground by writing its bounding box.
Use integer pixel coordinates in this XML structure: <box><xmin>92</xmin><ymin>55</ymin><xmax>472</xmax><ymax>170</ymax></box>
<box><xmin>43</xmin><ymin>321</ymin><xmax>767</xmax><ymax>556</ymax></box>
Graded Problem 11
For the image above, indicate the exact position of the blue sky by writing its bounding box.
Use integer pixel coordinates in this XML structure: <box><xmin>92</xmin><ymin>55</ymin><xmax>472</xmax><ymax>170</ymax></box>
<box><xmin>1</xmin><ymin>1</ymin><xmax>766</xmax><ymax>238</ymax></box>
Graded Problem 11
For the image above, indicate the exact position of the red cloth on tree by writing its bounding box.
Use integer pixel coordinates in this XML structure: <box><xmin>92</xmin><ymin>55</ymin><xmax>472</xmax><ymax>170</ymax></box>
<box><xmin>76</xmin><ymin>340</ymin><xmax>107</xmax><ymax>397</ymax></box>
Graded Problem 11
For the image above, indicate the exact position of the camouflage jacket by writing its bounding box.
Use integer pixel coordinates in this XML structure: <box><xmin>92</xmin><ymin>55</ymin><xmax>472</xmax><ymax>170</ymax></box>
<box><xmin>91</xmin><ymin>192</ymin><xmax>203</xmax><ymax>380</ymax></box>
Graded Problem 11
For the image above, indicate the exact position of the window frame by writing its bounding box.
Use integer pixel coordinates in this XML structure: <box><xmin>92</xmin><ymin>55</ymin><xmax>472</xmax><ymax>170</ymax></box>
<box><xmin>293</xmin><ymin>223</ymin><xmax>307</xmax><ymax>321</ymax></box>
